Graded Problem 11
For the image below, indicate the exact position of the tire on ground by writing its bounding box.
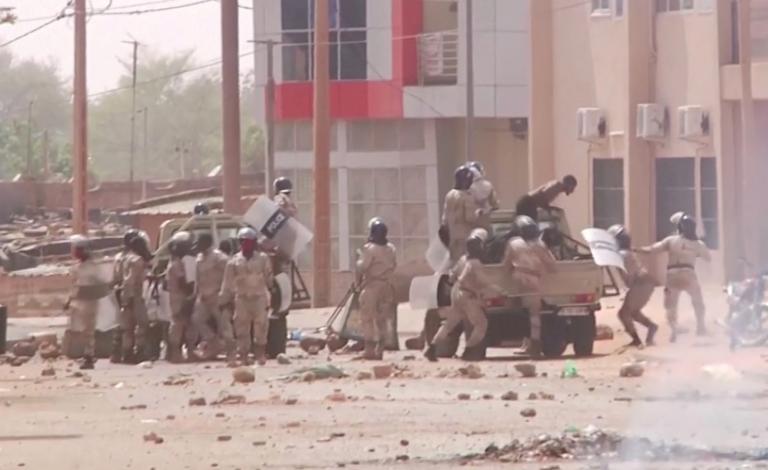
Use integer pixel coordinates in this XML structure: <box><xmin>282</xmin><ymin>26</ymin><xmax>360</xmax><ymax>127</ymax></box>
<box><xmin>541</xmin><ymin>314</ymin><xmax>567</xmax><ymax>358</ymax></box>
<box><xmin>571</xmin><ymin>313</ymin><xmax>596</xmax><ymax>357</ymax></box>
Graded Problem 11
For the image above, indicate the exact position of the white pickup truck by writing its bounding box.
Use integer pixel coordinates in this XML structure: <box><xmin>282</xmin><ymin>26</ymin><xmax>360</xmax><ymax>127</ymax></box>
<box><xmin>422</xmin><ymin>208</ymin><xmax>619</xmax><ymax>358</ymax></box>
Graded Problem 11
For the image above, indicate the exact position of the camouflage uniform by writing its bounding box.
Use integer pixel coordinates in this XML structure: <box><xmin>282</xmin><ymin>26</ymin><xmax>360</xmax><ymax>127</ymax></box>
<box><xmin>119</xmin><ymin>253</ymin><xmax>149</xmax><ymax>358</ymax></box>
<box><xmin>617</xmin><ymin>249</ymin><xmax>657</xmax><ymax>340</ymax></box>
<box><xmin>220</xmin><ymin>252</ymin><xmax>273</xmax><ymax>357</ymax></box>
<box><xmin>166</xmin><ymin>258</ymin><xmax>196</xmax><ymax>359</ymax></box>
<box><xmin>441</xmin><ymin>189</ymin><xmax>480</xmax><ymax>263</ymax></box>
<box><xmin>193</xmin><ymin>248</ymin><xmax>233</xmax><ymax>355</ymax></box>
<box><xmin>503</xmin><ymin>237</ymin><xmax>556</xmax><ymax>342</ymax></box>
<box><xmin>647</xmin><ymin>234</ymin><xmax>710</xmax><ymax>331</ymax></box>
<box><xmin>432</xmin><ymin>257</ymin><xmax>496</xmax><ymax>349</ymax></box>
<box><xmin>356</xmin><ymin>242</ymin><xmax>397</xmax><ymax>347</ymax></box>
<box><xmin>69</xmin><ymin>258</ymin><xmax>104</xmax><ymax>358</ymax></box>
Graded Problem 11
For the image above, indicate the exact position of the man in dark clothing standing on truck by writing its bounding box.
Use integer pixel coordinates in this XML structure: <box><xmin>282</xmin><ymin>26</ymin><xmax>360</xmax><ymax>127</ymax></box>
<box><xmin>516</xmin><ymin>175</ymin><xmax>578</xmax><ymax>220</ymax></box>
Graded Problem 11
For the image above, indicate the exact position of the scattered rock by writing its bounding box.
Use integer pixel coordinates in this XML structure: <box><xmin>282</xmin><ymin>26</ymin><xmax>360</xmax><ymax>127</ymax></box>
<box><xmin>404</xmin><ymin>336</ymin><xmax>425</xmax><ymax>351</ymax></box>
<box><xmin>400</xmin><ymin>439</ymin><xmax>409</xmax><ymax>447</ymax></box>
<box><xmin>595</xmin><ymin>324</ymin><xmax>614</xmax><ymax>341</ymax></box>
<box><xmin>121</xmin><ymin>404</ymin><xmax>148</xmax><ymax>411</ymax></box>
<box><xmin>372</xmin><ymin>364</ymin><xmax>393</xmax><ymax>380</ymax></box>
<box><xmin>538</xmin><ymin>392</ymin><xmax>555</xmax><ymax>401</ymax></box>
<box><xmin>395</xmin><ymin>455</ymin><xmax>410</xmax><ymax>462</ymax></box>
<box><xmin>326</xmin><ymin>391</ymin><xmax>347</xmax><ymax>402</ymax></box>
<box><xmin>232</xmin><ymin>367</ymin><xmax>255</xmax><ymax>384</ymax></box>
<box><xmin>326</xmin><ymin>334</ymin><xmax>348</xmax><ymax>352</ymax></box>
<box><xmin>28</xmin><ymin>332</ymin><xmax>57</xmax><ymax>347</ymax></box>
<box><xmin>520</xmin><ymin>408</ymin><xmax>537</xmax><ymax>418</ymax></box>
<box><xmin>189</xmin><ymin>397</ymin><xmax>207</xmax><ymax>407</ymax></box>
<box><xmin>285</xmin><ymin>422</ymin><xmax>301</xmax><ymax>428</ymax></box>
<box><xmin>619</xmin><ymin>362</ymin><xmax>645</xmax><ymax>378</ymax></box>
<box><xmin>11</xmin><ymin>341</ymin><xmax>37</xmax><ymax>357</ymax></box>
<box><xmin>527</xmin><ymin>393</ymin><xmax>538</xmax><ymax>400</ymax></box>
<box><xmin>285</xmin><ymin>398</ymin><xmax>298</xmax><ymax>405</ymax></box>
<box><xmin>252</xmin><ymin>441</ymin><xmax>267</xmax><ymax>446</ymax></box>
<box><xmin>482</xmin><ymin>393</ymin><xmax>494</xmax><ymax>400</ymax></box>
<box><xmin>276</xmin><ymin>354</ymin><xmax>291</xmax><ymax>365</ymax></box>
<box><xmin>217</xmin><ymin>435</ymin><xmax>232</xmax><ymax>442</ymax></box>
<box><xmin>356</xmin><ymin>371</ymin><xmax>373</xmax><ymax>380</ymax></box>
<box><xmin>514</xmin><ymin>363</ymin><xmax>537</xmax><ymax>378</ymax></box>
<box><xmin>501</xmin><ymin>391</ymin><xmax>519</xmax><ymax>401</ymax></box>
<box><xmin>457</xmin><ymin>393</ymin><xmax>471</xmax><ymax>401</ymax></box>
<box><xmin>10</xmin><ymin>356</ymin><xmax>30</xmax><ymax>367</ymax></box>
<box><xmin>38</xmin><ymin>342</ymin><xmax>60</xmax><ymax>360</ymax></box>
<box><xmin>215</xmin><ymin>412</ymin><xmax>226</xmax><ymax>418</ymax></box>
<box><xmin>143</xmin><ymin>432</ymin><xmax>164</xmax><ymax>444</ymax></box>
<box><xmin>163</xmin><ymin>374</ymin><xmax>193</xmax><ymax>386</ymax></box>
<box><xmin>211</xmin><ymin>394</ymin><xmax>246</xmax><ymax>406</ymax></box>
<box><xmin>299</xmin><ymin>336</ymin><xmax>327</xmax><ymax>354</ymax></box>
<box><xmin>402</xmin><ymin>355</ymin><xmax>416</xmax><ymax>361</ymax></box>
<box><xmin>41</xmin><ymin>366</ymin><xmax>55</xmax><ymax>377</ymax></box>
<box><xmin>302</xmin><ymin>371</ymin><xmax>317</xmax><ymax>383</ymax></box>
<box><xmin>137</xmin><ymin>361</ymin><xmax>153</xmax><ymax>369</ymax></box>
<box><xmin>166</xmin><ymin>415</ymin><xmax>176</xmax><ymax>420</ymax></box>
<box><xmin>458</xmin><ymin>364</ymin><xmax>484</xmax><ymax>379</ymax></box>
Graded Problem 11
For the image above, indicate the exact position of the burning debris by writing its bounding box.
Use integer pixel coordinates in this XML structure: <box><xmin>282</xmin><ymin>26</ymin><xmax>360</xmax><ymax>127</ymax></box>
<box><xmin>470</xmin><ymin>426</ymin><xmax>768</xmax><ymax>464</ymax></box>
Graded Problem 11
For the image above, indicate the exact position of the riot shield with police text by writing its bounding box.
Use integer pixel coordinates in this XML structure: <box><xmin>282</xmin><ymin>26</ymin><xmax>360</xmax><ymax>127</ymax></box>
<box><xmin>243</xmin><ymin>197</ymin><xmax>314</xmax><ymax>260</ymax></box>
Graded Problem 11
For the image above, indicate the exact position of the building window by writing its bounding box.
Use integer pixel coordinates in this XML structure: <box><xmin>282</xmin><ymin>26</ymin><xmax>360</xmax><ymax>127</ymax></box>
<box><xmin>346</xmin><ymin>120</ymin><xmax>426</xmax><ymax>152</ymax></box>
<box><xmin>281</xmin><ymin>0</ymin><xmax>367</xmax><ymax>81</ymax></box>
<box><xmin>348</xmin><ymin>167</ymin><xmax>430</xmax><ymax>265</ymax></box>
<box><xmin>656</xmin><ymin>0</ymin><xmax>695</xmax><ymax>13</ymax></box>
<box><xmin>276</xmin><ymin>168</ymin><xmax>339</xmax><ymax>270</ymax></box>
<box><xmin>275</xmin><ymin>121</ymin><xmax>338</xmax><ymax>151</ymax></box>
<box><xmin>655</xmin><ymin>157</ymin><xmax>718</xmax><ymax>248</ymax></box>
<box><xmin>700</xmin><ymin>157</ymin><xmax>719</xmax><ymax>248</ymax></box>
<box><xmin>592</xmin><ymin>0</ymin><xmax>611</xmax><ymax>12</ymax></box>
<box><xmin>615</xmin><ymin>0</ymin><xmax>624</xmax><ymax>17</ymax></box>
<box><xmin>592</xmin><ymin>159</ymin><xmax>624</xmax><ymax>229</ymax></box>
<box><xmin>656</xmin><ymin>158</ymin><xmax>695</xmax><ymax>241</ymax></box>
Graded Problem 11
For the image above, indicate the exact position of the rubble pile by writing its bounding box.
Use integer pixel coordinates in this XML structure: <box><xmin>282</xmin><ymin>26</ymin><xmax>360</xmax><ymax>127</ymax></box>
<box><xmin>472</xmin><ymin>427</ymin><xmax>768</xmax><ymax>464</ymax></box>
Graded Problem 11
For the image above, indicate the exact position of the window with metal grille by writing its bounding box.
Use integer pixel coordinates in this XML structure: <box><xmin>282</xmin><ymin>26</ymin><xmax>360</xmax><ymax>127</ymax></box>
<box><xmin>281</xmin><ymin>0</ymin><xmax>367</xmax><ymax>81</ymax></box>
<box><xmin>592</xmin><ymin>159</ymin><xmax>624</xmax><ymax>229</ymax></box>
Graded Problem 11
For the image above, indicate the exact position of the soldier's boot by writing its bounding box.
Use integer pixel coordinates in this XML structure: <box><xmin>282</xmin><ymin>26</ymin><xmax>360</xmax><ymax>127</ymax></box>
<box><xmin>461</xmin><ymin>344</ymin><xmax>484</xmax><ymax>362</ymax></box>
<box><xmin>645</xmin><ymin>323</ymin><xmax>659</xmax><ymax>346</ymax></box>
<box><xmin>225</xmin><ymin>348</ymin><xmax>238</xmax><ymax>367</ymax></box>
<box><xmin>373</xmin><ymin>341</ymin><xmax>384</xmax><ymax>360</ymax></box>
<box><xmin>423</xmin><ymin>343</ymin><xmax>438</xmax><ymax>362</ymax></box>
<box><xmin>123</xmin><ymin>349</ymin><xmax>139</xmax><ymax>365</ymax></box>
<box><xmin>167</xmin><ymin>343</ymin><xmax>184</xmax><ymax>364</ymax></box>
<box><xmin>110</xmin><ymin>329</ymin><xmax>123</xmax><ymax>364</ymax></box>
<box><xmin>239</xmin><ymin>351</ymin><xmax>254</xmax><ymax>366</ymax></box>
<box><xmin>354</xmin><ymin>341</ymin><xmax>380</xmax><ymax>360</ymax></box>
<box><xmin>254</xmin><ymin>345</ymin><xmax>267</xmax><ymax>366</ymax></box>
<box><xmin>80</xmin><ymin>356</ymin><xmax>95</xmax><ymax>370</ymax></box>
<box><xmin>626</xmin><ymin>332</ymin><xmax>643</xmax><ymax>348</ymax></box>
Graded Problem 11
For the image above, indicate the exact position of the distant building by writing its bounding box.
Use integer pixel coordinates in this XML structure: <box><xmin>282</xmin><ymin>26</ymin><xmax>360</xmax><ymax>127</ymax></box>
<box><xmin>251</xmin><ymin>0</ymin><xmax>530</xmax><ymax>270</ymax></box>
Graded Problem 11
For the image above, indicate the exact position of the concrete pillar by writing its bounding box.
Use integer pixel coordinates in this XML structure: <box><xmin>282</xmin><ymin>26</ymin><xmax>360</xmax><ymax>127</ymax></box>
<box><xmin>624</xmin><ymin>0</ymin><xmax>654</xmax><ymax>245</ymax></box>
<box><xmin>527</xmin><ymin>0</ymin><xmax>555</xmax><ymax>188</ymax></box>
<box><xmin>221</xmin><ymin>0</ymin><xmax>242</xmax><ymax>214</ymax></box>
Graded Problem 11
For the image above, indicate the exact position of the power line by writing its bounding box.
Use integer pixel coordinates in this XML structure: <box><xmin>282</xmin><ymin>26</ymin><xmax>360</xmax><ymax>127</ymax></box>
<box><xmin>97</xmin><ymin>0</ymin><xmax>213</xmax><ymax>16</ymax></box>
<box><xmin>15</xmin><ymin>0</ymin><xmax>212</xmax><ymax>23</ymax></box>
<box><xmin>0</xmin><ymin>1</ymin><xmax>72</xmax><ymax>48</ymax></box>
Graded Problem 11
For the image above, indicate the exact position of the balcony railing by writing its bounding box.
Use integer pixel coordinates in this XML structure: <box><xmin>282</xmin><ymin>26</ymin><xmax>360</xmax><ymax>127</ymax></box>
<box><xmin>418</xmin><ymin>31</ymin><xmax>459</xmax><ymax>86</ymax></box>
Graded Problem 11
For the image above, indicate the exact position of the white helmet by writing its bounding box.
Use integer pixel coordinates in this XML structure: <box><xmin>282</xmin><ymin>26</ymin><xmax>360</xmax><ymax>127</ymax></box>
<box><xmin>171</xmin><ymin>231</ymin><xmax>192</xmax><ymax>244</ymax></box>
<box><xmin>69</xmin><ymin>234</ymin><xmax>89</xmax><ymax>249</ymax></box>
<box><xmin>670</xmin><ymin>211</ymin><xmax>685</xmax><ymax>226</ymax></box>
<box><xmin>237</xmin><ymin>227</ymin><xmax>258</xmax><ymax>240</ymax></box>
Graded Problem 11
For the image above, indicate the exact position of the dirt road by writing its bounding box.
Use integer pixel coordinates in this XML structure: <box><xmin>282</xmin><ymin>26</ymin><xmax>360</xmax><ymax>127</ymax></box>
<box><xmin>3</xmin><ymin>288</ymin><xmax>768</xmax><ymax>469</ymax></box>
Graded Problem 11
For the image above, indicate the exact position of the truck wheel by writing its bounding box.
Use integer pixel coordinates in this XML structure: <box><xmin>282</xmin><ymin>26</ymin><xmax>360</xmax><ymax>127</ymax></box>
<box><xmin>541</xmin><ymin>315</ymin><xmax>567</xmax><ymax>358</ymax></box>
<box><xmin>572</xmin><ymin>313</ymin><xmax>596</xmax><ymax>357</ymax></box>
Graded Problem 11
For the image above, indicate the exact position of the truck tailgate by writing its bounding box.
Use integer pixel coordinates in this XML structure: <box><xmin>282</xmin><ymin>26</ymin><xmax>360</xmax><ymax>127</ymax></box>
<box><xmin>484</xmin><ymin>260</ymin><xmax>603</xmax><ymax>299</ymax></box>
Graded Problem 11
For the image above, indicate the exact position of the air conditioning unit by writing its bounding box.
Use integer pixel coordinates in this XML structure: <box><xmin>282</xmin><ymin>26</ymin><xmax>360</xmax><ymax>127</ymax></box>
<box><xmin>678</xmin><ymin>105</ymin><xmax>710</xmax><ymax>139</ymax></box>
<box><xmin>636</xmin><ymin>103</ymin><xmax>667</xmax><ymax>139</ymax></box>
<box><xmin>577</xmin><ymin>108</ymin><xmax>607</xmax><ymax>141</ymax></box>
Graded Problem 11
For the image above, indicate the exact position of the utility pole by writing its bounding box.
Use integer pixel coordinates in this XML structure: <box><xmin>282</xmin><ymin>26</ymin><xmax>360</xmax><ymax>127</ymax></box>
<box><xmin>42</xmin><ymin>130</ymin><xmax>50</xmax><ymax>181</ymax></box>
<box><xmin>464</xmin><ymin>0</ymin><xmax>474</xmax><ymax>162</ymax></box>
<box><xmin>313</xmin><ymin>0</ymin><xmax>331</xmax><ymax>307</ymax></box>
<box><xmin>25</xmin><ymin>100</ymin><xmax>33</xmax><ymax>179</ymax></box>
<box><xmin>221</xmin><ymin>0</ymin><xmax>242</xmax><ymax>213</ymax></box>
<box><xmin>738</xmin><ymin>0</ymin><xmax>759</xmax><ymax>263</ymax></box>
<box><xmin>73</xmin><ymin>0</ymin><xmax>88</xmax><ymax>235</ymax></box>
<box><xmin>123</xmin><ymin>39</ymin><xmax>139</xmax><ymax>205</ymax></box>
<box><xmin>253</xmin><ymin>39</ymin><xmax>277</xmax><ymax>196</ymax></box>
<box><xmin>140</xmin><ymin>107</ymin><xmax>149</xmax><ymax>200</ymax></box>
